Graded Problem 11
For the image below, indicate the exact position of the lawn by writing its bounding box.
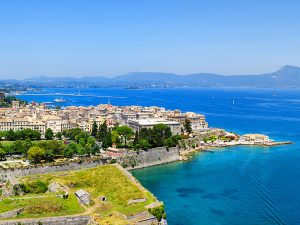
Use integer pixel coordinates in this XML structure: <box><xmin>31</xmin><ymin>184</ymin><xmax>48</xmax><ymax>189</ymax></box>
<box><xmin>0</xmin><ymin>140</ymin><xmax>64</xmax><ymax>148</ymax></box>
<box><xmin>0</xmin><ymin>194</ymin><xmax>84</xmax><ymax>218</ymax></box>
<box><xmin>14</xmin><ymin>164</ymin><xmax>157</xmax><ymax>219</ymax></box>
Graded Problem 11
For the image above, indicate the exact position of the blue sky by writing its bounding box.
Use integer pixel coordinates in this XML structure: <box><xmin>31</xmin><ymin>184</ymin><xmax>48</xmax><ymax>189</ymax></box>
<box><xmin>0</xmin><ymin>0</ymin><xmax>300</xmax><ymax>78</ymax></box>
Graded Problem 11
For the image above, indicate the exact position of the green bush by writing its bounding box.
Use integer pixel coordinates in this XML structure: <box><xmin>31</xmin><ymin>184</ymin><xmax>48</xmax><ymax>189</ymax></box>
<box><xmin>148</xmin><ymin>205</ymin><xmax>166</xmax><ymax>221</ymax></box>
<box><xmin>20</xmin><ymin>180</ymin><xmax>49</xmax><ymax>194</ymax></box>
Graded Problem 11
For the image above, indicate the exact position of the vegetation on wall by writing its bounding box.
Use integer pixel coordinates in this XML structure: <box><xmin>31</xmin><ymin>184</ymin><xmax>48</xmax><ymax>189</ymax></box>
<box><xmin>94</xmin><ymin>120</ymin><xmax>182</xmax><ymax>150</ymax></box>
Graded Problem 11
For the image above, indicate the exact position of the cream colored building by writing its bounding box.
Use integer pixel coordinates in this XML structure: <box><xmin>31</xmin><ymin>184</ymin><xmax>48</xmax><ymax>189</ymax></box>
<box><xmin>42</xmin><ymin>115</ymin><xmax>62</xmax><ymax>133</ymax></box>
<box><xmin>0</xmin><ymin>117</ymin><xmax>46</xmax><ymax>134</ymax></box>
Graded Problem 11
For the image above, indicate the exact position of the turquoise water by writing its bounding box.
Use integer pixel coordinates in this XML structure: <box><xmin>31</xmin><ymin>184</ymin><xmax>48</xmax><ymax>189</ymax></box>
<box><xmin>19</xmin><ymin>88</ymin><xmax>300</xmax><ymax>224</ymax></box>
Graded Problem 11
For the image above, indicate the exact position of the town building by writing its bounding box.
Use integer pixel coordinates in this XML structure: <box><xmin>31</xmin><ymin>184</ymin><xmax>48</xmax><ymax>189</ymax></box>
<box><xmin>128</xmin><ymin>118</ymin><xmax>181</xmax><ymax>134</ymax></box>
<box><xmin>0</xmin><ymin>103</ymin><xmax>208</xmax><ymax>136</ymax></box>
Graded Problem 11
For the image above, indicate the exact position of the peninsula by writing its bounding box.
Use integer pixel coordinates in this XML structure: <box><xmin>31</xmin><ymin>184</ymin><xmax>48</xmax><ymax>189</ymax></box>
<box><xmin>0</xmin><ymin>98</ymin><xmax>291</xmax><ymax>225</ymax></box>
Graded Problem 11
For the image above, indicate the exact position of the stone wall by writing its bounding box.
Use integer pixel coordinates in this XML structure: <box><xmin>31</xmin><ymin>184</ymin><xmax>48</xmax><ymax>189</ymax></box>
<box><xmin>122</xmin><ymin>147</ymin><xmax>180</xmax><ymax>170</ymax></box>
<box><xmin>0</xmin><ymin>146</ymin><xmax>180</xmax><ymax>180</ymax></box>
<box><xmin>0</xmin><ymin>208</ymin><xmax>23</xmax><ymax>219</ymax></box>
<box><xmin>0</xmin><ymin>159</ymin><xmax>106</xmax><ymax>180</ymax></box>
<box><xmin>0</xmin><ymin>215</ymin><xmax>90</xmax><ymax>225</ymax></box>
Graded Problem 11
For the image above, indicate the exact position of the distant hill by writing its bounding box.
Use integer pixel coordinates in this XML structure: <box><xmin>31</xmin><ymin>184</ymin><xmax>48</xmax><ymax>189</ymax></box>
<box><xmin>6</xmin><ymin>65</ymin><xmax>300</xmax><ymax>88</ymax></box>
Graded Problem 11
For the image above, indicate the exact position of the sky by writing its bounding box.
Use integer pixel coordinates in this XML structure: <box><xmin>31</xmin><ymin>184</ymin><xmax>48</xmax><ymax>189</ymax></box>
<box><xmin>0</xmin><ymin>0</ymin><xmax>300</xmax><ymax>79</ymax></box>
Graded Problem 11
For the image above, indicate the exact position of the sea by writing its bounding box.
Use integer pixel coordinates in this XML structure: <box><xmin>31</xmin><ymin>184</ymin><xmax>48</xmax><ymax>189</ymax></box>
<box><xmin>18</xmin><ymin>87</ymin><xmax>300</xmax><ymax>225</ymax></box>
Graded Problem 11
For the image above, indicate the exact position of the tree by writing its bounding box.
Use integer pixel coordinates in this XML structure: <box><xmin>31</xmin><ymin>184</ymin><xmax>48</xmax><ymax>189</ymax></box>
<box><xmin>64</xmin><ymin>142</ymin><xmax>78</xmax><ymax>158</ymax></box>
<box><xmin>87</xmin><ymin>137</ymin><xmax>95</xmax><ymax>146</ymax></box>
<box><xmin>75</xmin><ymin>131</ymin><xmax>90</xmax><ymax>143</ymax></box>
<box><xmin>111</xmin><ymin>130</ymin><xmax>119</xmax><ymax>145</ymax></box>
<box><xmin>91</xmin><ymin>121</ymin><xmax>98</xmax><ymax>137</ymax></box>
<box><xmin>9</xmin><ymin>140</ymin><xmax>33</xmax><ymax>155</ymax></box>
<box><xmin>138</xmin><ymin>139</ymin><xmax>151</xmax><ymax>150</ymax></box>
<box><xmin>148</xmin><ymin>205</ymin><xmax>166</xmax><ymax>221</ymax></box>
<box><xmin>184</xmin><ymin>119</ymin><xmax>192</xmax><ymax>134</ymax></box>
<box><xmin>115</xmin><ymin>126</ymin><xmax>134</xmax><ymax>147</ymax></box>
<box><xmin>6</xmin><ymin>129</ymin><xmax>16</xmax><ymax>141</ymax></box>
<box><xmin>31</xmin><ymin>130</ymin><xmax>41</xmax><ymax>140</ymax></box>
<box><xmin>28</xmin><ymin>146</ymin><xmax>45</xmax><ymax>163</ymax></box>
<box><xmin>163</xmin><ymin>135</ymin><xmax>181</xmax><ymax>149</ymax></box>
<box><xmin>139</xmin><ymin>128</ymin><xmax>149</xmax><ymax>140</ymax></box>
<box><xmin>84</xmin><ymin>143</ymin><xmax>93</xmax><ymax>155</ymax></box>
<box><xmin>165</xmin><ymin>127</ymin><xmax>172</xmax><ymax>138</ymax></box>
<box><xmin>65</xmin><ymin>128</ymin><xmax>82</xmax><ymax>140</ymax></box>
<box><xmin>44</xmin><ymin>149</ymin><xmax>54</xmax><ymax>162</ymax></box>
<box><xmin>37</xmin><ymin>140</ymin><xmax>64</xmax><ymax>155</ymax></box>
<box><xmin>172</xmin><ymin>135</ymin><xmax>182</xmax><ymax>145</ymax></box>
<box><xmin>133</xmin><ymin>131</ymin><xmax>139</xmax><ymax>150</ymax></box>
<box><xmin>45</xmin><ymin>128</ymin><xmax>54</xmax><ymax>140</ymax></box>
<box><xmin>151</xmin><ymin>124</ymin><xmax>171</xmax><ymax>147</ymax></box>
<box><xmin>163</xmin><ymin>137</ymin><xmax>175</xmax><ymax>149</ymax></box>
<box><xmin>133</xmin><ymin>131</ymin><xmax>139</xmax><ymax>145</ymax></box>
<box><xmin>55</xmin><ymin>132</ymin><xmax>62</xmax><ymax>140</ymax></box>
<box><xmin>97</xmin><ymin>120</ymin><xmax>107</xmax><ymax>141</ymax></box>
<box><xmin>92</xmin><ymin>144</ymin><xmax>100</xmax><ymax>154</ymax></box>
<box><xmin>79</xmin><ymin>138</ymin><xmax>86</xmax><ymax>146</ymax></box>
<box><xmin>14</xmin><ymin>129</ymin><xmax>41</xmax><ymax>140</ymax></box>
<box><xmin>102</xmin><ymin>132</ymin><xmax>112</xmax><ymax>149</ymax></box>
<box><xmin>76</xmin><ymin>144</ymin><xmax>85</xmax><ymax>156</ymax></box>
<box><xmin>0</xmin><ymin>131</ymin><xmax>6</xmax><ymax>140</ymax></box>
<box><xmin>0</xmin><ymin>148</ymin><xmax>6</xmax><ymax>160</ymax></box>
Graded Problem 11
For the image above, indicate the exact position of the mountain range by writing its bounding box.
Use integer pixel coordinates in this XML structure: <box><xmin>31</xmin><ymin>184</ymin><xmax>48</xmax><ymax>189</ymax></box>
<box><xmin>3</xmin><ymin>65</ymin><xmax>300</xmax><ymax>88</ymax></box>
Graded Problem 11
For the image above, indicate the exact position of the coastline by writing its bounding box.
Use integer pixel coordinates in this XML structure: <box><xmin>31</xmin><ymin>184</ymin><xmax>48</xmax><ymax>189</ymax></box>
<box><xmin>179</xmin><ymin>140</ymin><xmax>293</xmax><ymax>160</ymax></box>
<box><xmin>9</xmin><ymin>87</ymin><xmax>300</xmax><ymax>225</ymax></box>
<box><xmin>126</xmin><ymin>138</ymin><xmax>293</xmax><ymax>171</ymax></box>
<box><xmin>0</xmin><ymin>136</ymin><xmax>292</xmax><ymax>175</ymax></box>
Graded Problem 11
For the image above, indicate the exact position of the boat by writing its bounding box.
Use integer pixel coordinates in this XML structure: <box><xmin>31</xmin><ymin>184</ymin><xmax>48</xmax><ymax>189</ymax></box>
<box><xmin>54</xmin><ymin>98</ymin><xmax>66</xmax><ymax>103</ymax></box>
<box><xmin>202</xmin><ymin>149</ymin><xmax>215</xmax><ymax>153</ymax></box>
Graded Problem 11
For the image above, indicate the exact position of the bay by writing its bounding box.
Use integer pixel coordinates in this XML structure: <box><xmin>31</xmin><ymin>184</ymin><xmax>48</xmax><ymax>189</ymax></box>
<box><xmin>18</xmin><ymin>87</ymin><xmax>300</xmax><ymax>224</ymax></box>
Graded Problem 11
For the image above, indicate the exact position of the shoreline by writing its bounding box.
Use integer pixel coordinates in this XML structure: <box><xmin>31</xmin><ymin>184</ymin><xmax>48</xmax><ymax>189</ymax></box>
<box><xmin>128</xmin><ymin>140</ymin><xmax>293</xmax><ymax>170</ymax></box>
<box><xmin>179</xmin><ymin>140</ymin><xmax>292</xmax><ymax>160</ymax></box>
<box><xmin>0</xmin><ymin>139</ymin><xmax>292</xmax><ymax>174</ymax></box>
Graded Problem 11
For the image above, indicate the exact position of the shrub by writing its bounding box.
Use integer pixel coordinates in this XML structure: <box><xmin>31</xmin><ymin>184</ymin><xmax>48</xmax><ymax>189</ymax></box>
<box><xmin>20</xmin><ymin>180</ymin><xmax>49</xmax><ymax>194</ymax></box>
<box><xmin>28</xmin><ymin>146</ymin><xmax>45</xmax><ymax>163</ymax></box>
<box><xmin>148</xmin><ymin>205</ymin><xmax>166</xmax><ymax>221</ymax></box>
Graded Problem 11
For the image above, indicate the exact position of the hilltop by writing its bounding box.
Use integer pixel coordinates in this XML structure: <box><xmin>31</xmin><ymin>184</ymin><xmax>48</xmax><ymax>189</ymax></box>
<box><xmin>3</xmin><ymin>65</ymin><xmax>300</xmax><ymax>88</ymax></box>
<box><xmin>0</xmin><ymin>164</ymin><xmax>164</xmax><ymax>224</ymax></box>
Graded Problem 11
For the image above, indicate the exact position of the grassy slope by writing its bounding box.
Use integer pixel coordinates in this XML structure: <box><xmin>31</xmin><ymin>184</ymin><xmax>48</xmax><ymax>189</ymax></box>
<box><xmin>0</xmin><ymin>194</ymin><xmax>83</xmax><ymax>218</ymax></box>
<box><xmin>3</xmin><ymin>164</ymin><xmax>156</xmax><ymax>219</ymax></box>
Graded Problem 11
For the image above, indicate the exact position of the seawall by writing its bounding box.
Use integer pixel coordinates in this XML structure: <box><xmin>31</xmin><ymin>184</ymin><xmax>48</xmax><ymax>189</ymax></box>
<box><xmin>122</xmin><ymin>146</ymin><xmax>181</xmax><ymax>170</ymax></box>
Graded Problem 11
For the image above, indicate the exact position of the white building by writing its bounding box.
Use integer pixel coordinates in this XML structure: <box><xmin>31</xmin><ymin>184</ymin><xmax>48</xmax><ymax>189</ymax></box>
<box><xmin>128</xmin><ymin>118</ymin><xmax>181</xmax><ymax>135</ymax></box>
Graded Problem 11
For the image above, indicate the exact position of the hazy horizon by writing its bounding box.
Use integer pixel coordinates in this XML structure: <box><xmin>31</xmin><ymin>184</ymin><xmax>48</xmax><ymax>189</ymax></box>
<box><xmin>1</xmin><ymin>64</ymin><xmax>297</xmax><ymax>80</ymax></box>
<box><xmin>1</xmin><ymin>0</ymin><xmax>300</xmax><ymax>79</ymax></box>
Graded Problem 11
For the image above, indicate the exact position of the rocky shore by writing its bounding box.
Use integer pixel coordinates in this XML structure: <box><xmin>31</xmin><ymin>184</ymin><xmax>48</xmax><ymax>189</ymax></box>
<box><xmin>179</xmin><ymin>133</ymin><xmax>292</xmax><ymax>160</ymax></box>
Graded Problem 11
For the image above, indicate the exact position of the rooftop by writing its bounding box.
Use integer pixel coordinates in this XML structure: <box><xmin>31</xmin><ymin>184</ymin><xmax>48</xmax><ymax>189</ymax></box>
<box><xmin>130</xmin><ymin>118</ymin><xmax>180</xmax><ymax>126</ymax></box>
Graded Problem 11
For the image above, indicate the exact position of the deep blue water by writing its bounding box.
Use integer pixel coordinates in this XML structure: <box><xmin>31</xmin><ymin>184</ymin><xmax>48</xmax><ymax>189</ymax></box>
<box><xmin>19</xmin><ymin>88</ymin><xmax>300</xmax><ymax>224</ymax></box>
